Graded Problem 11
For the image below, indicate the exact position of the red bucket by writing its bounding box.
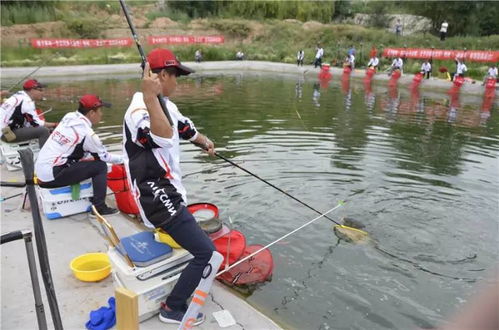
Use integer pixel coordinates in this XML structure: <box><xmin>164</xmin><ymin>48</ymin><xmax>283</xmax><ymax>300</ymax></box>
<box><xmin>392</xmin><ymin>69</ymin><xmax>401</xmax><ymax>79</ymax></box>
<box><xmin>453</xmin><ymin>76</ymin><xmax>464</xmax><ymax>87</ymax></box>
<box><xmin>413</xmin><ymin>72</ymin><xmax>423</xmax><ymax>84</ymax></box>
<box><xmin>107</xmin><ymin>164</ymin><xmax>127</xmax><ymax>192</ymax></box>
<box><xmin>107</xmin><ymin>164</ymin><xmax>140</xmax><ymax>215</ymax></box>
<box><xmin>115</xmin><ymin>191</ymin><xmax>139</xmax><ymax>215</ymax></box>
<box><xmin>366</xmin><ymin>67</ymin><xmax>376</xmax><ymax>78</ymax></box>
<box><xmin>217</xmin><ymin>244</ymin><xmax>274</xmax><ymax>286</ymax></box>
<box><xmin>213</xmin><ymin>230</ymin><xmax>246</xmax><ymax>268</ymax></box>
<box><xmin>485</xmin><ymin>77</ymin><xmax>496</xmax><ymax>89</ymax></box>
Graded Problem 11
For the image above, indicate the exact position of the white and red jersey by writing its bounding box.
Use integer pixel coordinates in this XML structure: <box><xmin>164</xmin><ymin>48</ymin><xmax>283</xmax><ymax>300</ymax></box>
<box><xmin>0</xmin><ymin>91</ymin><xmax>45</xmax><ymax>135</ymax></box>
<box><xmin>123</xmin><ymin>92</ymin><xmax>199</xmax><ymax>229</ymax></box>
<box><xmin>35</xmin><ymin>111</ymin><xmax>122</xmax><ymax>181</ymax></box>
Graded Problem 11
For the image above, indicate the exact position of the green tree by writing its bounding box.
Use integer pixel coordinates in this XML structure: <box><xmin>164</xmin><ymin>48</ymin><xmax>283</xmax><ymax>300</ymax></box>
<box><xmin>168</xmin><ymin>1</ymin><xmax>218</xmax><ymax>18</ymax></box>
<box><xmin>402</xmin><ymin>1</ymin><xmax>498</xmax><ymax>36</ymax></box>
<box><xmin>216</xmin><ymin>0</ymin><xmax>335</xmax><ymax>23</ymax></box>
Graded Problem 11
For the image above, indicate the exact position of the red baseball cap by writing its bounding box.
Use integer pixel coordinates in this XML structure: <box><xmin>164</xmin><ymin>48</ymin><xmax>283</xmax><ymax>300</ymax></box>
<box><xmin>79</xmin><ymin>94</ymin><xmax>111</xmax><ymax>110</ymax></box>
<box><xmin>23</xmin><ymin>79</ymin><xmax>46</xmax><ymax>90</ymax></box>
<box><xmin>147</xmin><ymin>48</ymin><xmax>194</xmax><ymax>76</ymax></box>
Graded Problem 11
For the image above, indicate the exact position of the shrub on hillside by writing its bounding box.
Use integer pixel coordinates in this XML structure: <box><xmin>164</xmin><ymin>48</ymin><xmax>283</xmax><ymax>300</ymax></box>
<box><xmin>65</xmin><ymin>17</ymin><xmax>103</xmax><ymax>39</ymax></box>
<box><xmin>208</xmin><ymin>20</ymin><xmax>251</xmax><ymax>38</ymax></box>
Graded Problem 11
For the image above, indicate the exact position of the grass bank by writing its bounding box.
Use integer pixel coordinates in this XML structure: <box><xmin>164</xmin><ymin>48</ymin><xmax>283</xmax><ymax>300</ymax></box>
<box><xmin>1</xmin><ymin>16</ymin><xmax>498</xmax><ymax>80</ymax></box>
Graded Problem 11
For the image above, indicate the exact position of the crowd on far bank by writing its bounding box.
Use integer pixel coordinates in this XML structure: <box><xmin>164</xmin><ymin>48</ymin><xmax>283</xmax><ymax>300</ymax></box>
<box><xmin>189</xmin><ymin>18</ymin><xmax>496</xmax><ymax>84</ymax></box>
<box><xmin>299</xmin><ymin>42</ymin><xmax>497</xmax><ymax>85</ymax></box>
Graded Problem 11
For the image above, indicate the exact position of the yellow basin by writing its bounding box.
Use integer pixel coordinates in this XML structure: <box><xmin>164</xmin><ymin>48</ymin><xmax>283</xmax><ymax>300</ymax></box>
<box><xmin>70</xmin><ymin>253</ymin><xmax>111</xmax><ymax>282</ymax></box>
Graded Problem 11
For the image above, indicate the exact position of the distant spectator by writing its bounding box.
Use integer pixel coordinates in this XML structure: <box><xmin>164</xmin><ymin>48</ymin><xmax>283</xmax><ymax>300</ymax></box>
<box><xmin>297</xmin><ymin>49</ymin><xmax>304</xmax><ymax>66</ymax></box>
<box><xmin>367</xmin><ymin>55</ymin><xmax>379</xmax><ymax>69</ymax></box>
<box><xmin>348</xmin><ymin>45</ymin><xmax>356</xmax><ymax>56</ymax></box>
<box><xmin>314</xmin><ymin>44</ymin><xmax>324</xmax><ymax>68</ymax></box>
<box><xmin>389</xmin><ymin>56</ymin><xmax>404</xmax><ymax>75</ymax></box>
<box><xmin>420</xmin><ymin>59</ymin><xmax>432</xmax><ymax>79</ymax></box>
<box><xmin>194</xmin><ymin>49</ymin><xmax>202</xmax><ymax>63</ymax></box>
<box><xmin>452</xmin><ymin>58</ymin><xmax>467</xmax><ymax>81</ymax></box>
<box><xmin>369</xmin><ymin>45</ymin><xmax>377</xmax><ymax>58</ymax></box>
<box><xmin>344</xmin><ymin>53</ymin><xmax>355</xmax><ymax>70</ymax></box>
<box><xmin>440</xmin><ymin>20</ymin><xmax>449</xmax><ymax>41</ymax></box>
<box><xmin>236</xmin><ymin>51</ymin><xmax>244</xmax><ymax>60</ymax></box>
<box><xmin>483</xmin><ymin>64</ymin><xmax>498</xmax><ymax>85</ymax></box>
<box><xmin>395</xmin><ymin>19</ymin><xmax>402</xmax><ymax>36</ymax></box>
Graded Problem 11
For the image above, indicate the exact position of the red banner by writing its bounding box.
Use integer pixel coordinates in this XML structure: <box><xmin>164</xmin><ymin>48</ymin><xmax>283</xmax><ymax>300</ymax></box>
<box><xmin>382</xmin><ymin>48</ymin><xmax>499</xmax><ymax>63</ymax></box>
<box><xmin>148</xmin><ymin>35</ymin><xmax>224</xmax><ymax>45</ymax></box>
<box><xmin>31</xmin><ymin>38</ymin><xmax>133</xmax><ymax>48</ymax></box>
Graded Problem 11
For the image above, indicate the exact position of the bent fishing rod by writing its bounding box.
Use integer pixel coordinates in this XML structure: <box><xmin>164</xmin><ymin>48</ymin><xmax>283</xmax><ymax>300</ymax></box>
<box><xmin>7</xmin><ymin>66</ymin><xmax>43</xmax><ymax>92</ymax></box>
<box><xmin>119</xmin><ymin>0</ymin><xmax>174</xmax><ymax>126</ymax></box>
<box><xmin>6</xmin><ymin>53</ymin><xmax>61</xmax><ymax>92</ymax></box>
<box><xmin>120</xmin><ymin>0</ymin><xmax>345</xmax><ymax>228</ymax></box>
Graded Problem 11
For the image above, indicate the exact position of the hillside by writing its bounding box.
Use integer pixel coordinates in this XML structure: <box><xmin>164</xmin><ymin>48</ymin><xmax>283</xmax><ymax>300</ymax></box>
<box><xmin>1</xmin><ymin>3</ymin><xmax>498</xmax><ymax>78</ymax></box>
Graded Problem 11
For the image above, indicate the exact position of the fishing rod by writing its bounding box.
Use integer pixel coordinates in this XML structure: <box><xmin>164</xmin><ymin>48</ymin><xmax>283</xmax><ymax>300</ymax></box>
<box><xmin>120</xmin><ymin>0</ymin><xmax>357</xmax><ymax>230</ymax></box>
<box><xmin>118</xmin><ymin>0</ymin><xmax>174</xmax><ymax>126</ymax></box>
<box><xmin>217</xmin><ymin>201</ymin><xmax>345</xmax><ymax>276</ymax></box>
<box><xmin>214</xmin><ymin>152</ymin><xmax>344</xmax><ymax>226</ymax></box>
<box><xmin>0</xmin><ymin>192</ymin><xmax>23</xmax><ymax>202</ymax></box>
<box><xmin>7</xmin><ymin>66</ymin><xmax>43</xmax><ymax>92</ymax></box>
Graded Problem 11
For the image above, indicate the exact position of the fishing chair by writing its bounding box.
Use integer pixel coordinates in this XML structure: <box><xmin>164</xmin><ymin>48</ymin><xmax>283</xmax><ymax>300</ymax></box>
<box><xmin>91</xmin><ymin>206</ymin><xmax>173</xmax><ymax>268</ymax></box>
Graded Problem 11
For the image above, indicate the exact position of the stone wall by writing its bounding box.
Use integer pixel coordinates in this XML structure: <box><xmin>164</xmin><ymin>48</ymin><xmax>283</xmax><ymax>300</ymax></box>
<box><xmin>340</xmin><ymin>14</ymin><xmax>432</xmax><ymax>35</ymax></box>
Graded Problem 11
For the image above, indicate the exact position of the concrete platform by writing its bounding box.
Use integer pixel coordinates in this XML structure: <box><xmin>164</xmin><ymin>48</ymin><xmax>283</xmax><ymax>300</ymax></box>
<box><xmin>1</xmin><ymin>61</ymin><xmax>494</xmax><ymax>97</ymax></box>
<box><xmin>0</xmin><ymin>165</ymin><xmax>281</xmax><ymax>330</ymax></box>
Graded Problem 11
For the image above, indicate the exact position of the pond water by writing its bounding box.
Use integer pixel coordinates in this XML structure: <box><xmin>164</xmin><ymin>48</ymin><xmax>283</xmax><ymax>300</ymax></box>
<box><xmin>40</xmin><ymin>73</ymin><xmax>498</xmax><ymax>329</ymax></box>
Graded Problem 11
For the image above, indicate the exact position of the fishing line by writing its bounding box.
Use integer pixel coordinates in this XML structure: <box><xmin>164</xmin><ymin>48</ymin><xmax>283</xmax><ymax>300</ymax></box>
<box><xmin>215</xmin><ymin>152</ymin><xmax>345</xmax><ymax>226</ymax></box>
<box><xmin>217</xmin><ymin>201</ymin><xmax>345</xmax><ymax>276</ymax></box>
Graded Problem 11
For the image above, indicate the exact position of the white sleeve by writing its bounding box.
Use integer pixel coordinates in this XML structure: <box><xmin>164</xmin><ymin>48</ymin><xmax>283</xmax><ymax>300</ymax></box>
<box><xmin>0</xmin><ymin>96</ymin><xmax>18</xmax><ymax>130</ymax></box>
<box><xmin>22</xmin><ymin>101</ymin><xmax>45</xmax><ymax>127</ymax></box>
<box><xmin>83</xmin><ymin>129</ymin><xmax>123</xmax><ymax>163</ymax></box>
<box><xmin>129</xmin><ymin>108</ymin><xmax>174</xmax><ymax>149</ymax></box>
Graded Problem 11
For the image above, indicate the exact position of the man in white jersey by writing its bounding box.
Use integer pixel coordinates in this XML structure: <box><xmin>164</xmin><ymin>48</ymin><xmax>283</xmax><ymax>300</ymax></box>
<box><xmin>483</xmin><ymin>64</ymin><xmax>498</xmax><ymax>85</ymax></box>
<box><xmin>421</xmin><ymin>59</ymin><xmax>432</xmax><ymax>79</ymax></box>
<box><xmin>452</xmin><ymin>58</ymin><xmax>467</xmax><ymax>81</ymax></box>
<box><xmin>123</xmin><ymin>48</ymin><xmax>216</xmax><ymax>326</ymax></box>
<box><xmin>35</xmin><ymin>94</ymin><xmax>122</xmax><ymax>216</ymax></box>
<box><xmin>0</xmin><ymin>79</ymin><xmax>57</xmax><ymax>147</ymax></box>
<box><xmin>297</xmin><ymin>49</ymin><xmax>305</xmax><ymax>66</ymax></box>
<box><xmin>440</xmin><ymin>20</ymin><xmax>449</xmax><ymax>41</ymax></box>
<box><xmin>389</xmin><ymin>56</ymin><xmax>404</xmax><ymax>75</ymax></box>
<box><xmin>367</xmin><ymin>55</ymin><xmax>379</xmax><ymax>70</ymax></box>
<box><xmin>314</xmin><ymin>43</ymin><xmax>324</xmax><ymax>68</ymax></box>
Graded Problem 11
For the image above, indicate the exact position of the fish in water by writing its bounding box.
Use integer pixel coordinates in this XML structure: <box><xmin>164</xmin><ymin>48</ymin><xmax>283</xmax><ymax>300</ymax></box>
<box><xmin>333</xmin><ymin>224</ymin><xmax>371</xmax><ymax>244</ymax></box>
<box><xmin>333</xmin><ymin>216</ymin><xmax>370</xmax><ymax>244</ymax></box>
<box><xmin>333</xmin><ymin>217</ymin><xmax>477</xmax><ymax>282</ymax></box>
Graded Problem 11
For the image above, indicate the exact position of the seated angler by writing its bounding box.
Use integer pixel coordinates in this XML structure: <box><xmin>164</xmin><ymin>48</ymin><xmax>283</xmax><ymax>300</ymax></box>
<box><xmin>0</xmin><ymin>79</ymin><xmax>58</xmax><ymax>148</ymax></box>
<box><xmin>35</xmin><ymin>94</ymin><xmax>123</xmax><ymax>216</ymax></box>
<box><xmin>367</xmin><ymin>55</ymin><xmax>379</xmax><ymax>70</ymax></box>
